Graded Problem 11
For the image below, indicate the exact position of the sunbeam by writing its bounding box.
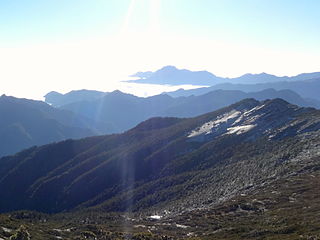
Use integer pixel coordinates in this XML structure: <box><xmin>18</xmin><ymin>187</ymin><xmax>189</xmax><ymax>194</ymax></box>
<box><xmin>149</xmin><ymin>0</ymin><xmax>161</xmax><ymax>34</ymax></box>
<box><xmin>121</xmin><ymin>0</ymin><xmax>137</xmax><ymax>35</ymax></box>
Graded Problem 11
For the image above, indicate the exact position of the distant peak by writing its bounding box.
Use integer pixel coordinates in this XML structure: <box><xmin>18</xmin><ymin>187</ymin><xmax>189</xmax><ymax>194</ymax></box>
<box><xmin>259</xmin><ymin>98</ymin><xmax>299</xmax><ymax>112</ymax></box>
<box><xmin>161</xmin><ymin>65</ymin><xmax>178</xmax><ymax>70</ymax></box>
<box><xmin>44</xmin><ymin>91</ymin><xmax>62</xmax><ymax>98</ymax></box>
<box><xmin>107</xmin><ymin>90</ymin><xmax>137</xmax><ymax>99</ymax></box>
<box><xmin>240</xmin><ymin>72</ymin><xmax>275</xmax><ymax>77</ymax></box>
<box><xmin>233</xmin><ymin>98</ymin><xmax>260</xmax><ymax>110</ymax></box>
<box><xmin>158</xmin><ymin>65</ymin><xmax>179</xmax><ymax>72</ymax></box>
<box><xmin>0</xmin><ymin>94</ymin><xmax>15</xmax><ymax>100</ymax></box>
<box><xmin>263</xmin><ymin>98</ymin><xmax>291</xmax><ymax>106</ymax></box>
<box><xmin>110</xmin><ymin>90</ymin><xmax>125</xmax><ymax>94</ymax></box>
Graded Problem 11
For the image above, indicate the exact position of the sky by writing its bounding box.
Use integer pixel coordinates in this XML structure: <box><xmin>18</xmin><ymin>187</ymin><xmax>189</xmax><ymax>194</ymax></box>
<box><xmin>1</xmin><ymin>0</ymin><xmax>320</xmax><ymax>99</ymax></box>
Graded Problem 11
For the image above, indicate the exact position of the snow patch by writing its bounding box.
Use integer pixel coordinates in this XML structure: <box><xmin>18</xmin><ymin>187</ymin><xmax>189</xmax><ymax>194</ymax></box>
<box><xmin>227</xmin><ymin>125</ymin><xmax>256</xmax><ymax>135</ymax></box>
<box><xmin>53</xmin><ymin>228</ymin><xmax>71</xmax><ymax>233</ymax></box>
<box><xmin>187</xmin><ymin>106</ymin><xmax>265</xmax><ymax>140</ymax></box>
<box><xmin>1</xmin><ymin>227</ymin><xmax>12</xmax><ymax>233</ymax></box>
<box><xmin>149</xmin><ymin>215</ymin><xmax>162</xmax><ymax>220</ymax></box>
<box><xmin>176</xmin><ymin>224</ymin><xmax>189</xmax><ymax>229</ymax></box>
<box><xmin>243</xmin><ymin>104</ymin><xmax>265</xmax><ymax>116</ymax></box>
<box><xmin>188</xmin><ymin>110</ymin><xmax>241</xmax><ymax>137</ymax></box>
<box><xmin>214</xmin><ymin>110</ymin><xmax>241</xmax><ymax>124</ymax></box>
<box><xmin>134</xmin><ymin>225</ymin><xmax>146</xmax><ymax>228</ymax></box>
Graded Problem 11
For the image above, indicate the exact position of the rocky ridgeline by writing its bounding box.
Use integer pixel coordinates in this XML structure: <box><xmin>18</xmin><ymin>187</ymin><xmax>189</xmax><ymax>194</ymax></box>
<box><xmin>188</xmin><ymin>98</ymin><xmax>316</xmax><ymax>142</ymax></box>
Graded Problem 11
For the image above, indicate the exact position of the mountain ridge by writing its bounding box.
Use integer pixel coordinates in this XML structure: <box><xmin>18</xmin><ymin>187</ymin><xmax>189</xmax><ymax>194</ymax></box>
<box><xmin>0</xmin><ymin>95</ymin><xmax>97</xmax><ymax>157</ymax></box>
<box><xmin>47</xmin><ymin>88</ymin><xmax>319</xmax><ymax>134</ymax></box>
<box><xmin>1</xmin><ymin>98</ymin><xmax>320</xmax><ymax>215</ymax></box>
<box><xmin>3</xmin><ymin>87</ymin><xmax>318</xmax><ymax>157</ymax></box>
<box><xmin>128</xmin><ymin>65</ymin><xmax>320</xmax><ymax>85</ymax></box>
<box><xmin>165</xmin><ymin>78</ymin><xmax>320</xmax><ymax>102</ymax></box>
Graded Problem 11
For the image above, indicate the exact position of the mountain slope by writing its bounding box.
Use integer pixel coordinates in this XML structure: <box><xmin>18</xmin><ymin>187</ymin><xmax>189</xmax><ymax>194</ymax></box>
<box><xmin>0</xmin><ymin>95</ymin><xmax>96</xmax><ymax>157</ymax></box>
<box><xmin>58</xmin><ymin>90</ymin><xmax>175</xmax><ymax>133</ymax></box>
<box><xmin>1</xmin><ymin>98</ymin><xmax>320</xmax><ymax>215</ymax></box>
<box><xmin>160</xmin><ymin>88</ymin><xmax>316</xmax><ymax>117</ymax></box>
<box><xmin>55</xmin><ymin>89</ymin><xmax>318</xmax><ymax>133</ymax></box>
<box><xmin>1</xmin><ymin>168</ymin><xmax>319</xmax><ymax>239</ymax></box>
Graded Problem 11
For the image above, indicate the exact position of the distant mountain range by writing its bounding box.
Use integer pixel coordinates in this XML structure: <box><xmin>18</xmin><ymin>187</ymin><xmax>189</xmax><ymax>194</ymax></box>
<box><xmin>165</xmin><ymin>78</ymin><xmax>320</xmax><ymax>102</ymax></box>
<box><xmin>129</xmin><ymin>66</ymin><xmax>222</xmax><ymax>85</ymax></box>
<box><xmin>128</xmin><ymin>65</ymin><xmax>320</xmax><ymax>85</ymax></box>
<box><xmin>1</xmin><ymin>86</ymin><xmax>318</xmax><ymax>158</ymax></box>
<box><xmin>0</xmin><ymin>95</ymin><xmax>96</xmax><ymax>157</ymax></box>
<box><xmin>45</xmin><ymin>89</ymin><xmax>107</xmax><ymax>107</ymax></box>
<box><xmin>1</xmin><ymin>98</ymin><xmax>320</xmax><ymax>214</ymax></box>
<box><xmin>45</xmin><ymin>88</ymin><xmax>319</xmax><ymax>135</ymax></box>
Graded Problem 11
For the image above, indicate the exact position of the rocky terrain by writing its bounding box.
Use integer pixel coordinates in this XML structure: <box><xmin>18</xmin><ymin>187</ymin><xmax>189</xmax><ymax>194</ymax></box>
<box><xmin>1</xmin><ymin>168</ymin><xmax>319</xmax><ymax>239</ymax></box>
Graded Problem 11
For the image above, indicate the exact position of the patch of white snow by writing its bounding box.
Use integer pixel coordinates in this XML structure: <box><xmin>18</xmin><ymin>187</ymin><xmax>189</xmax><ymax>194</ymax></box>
<box><xmin>188</xmin><ymin>110</ymin><xmax>241</xmax><ymax>138</ymax></box>
<box><xmin>176</xmin><ymin>224</ymin><xmax>189</xmax><ymax>229</ymax></box>
<box><xmin>214</xmin><ymin>110</ymin><xmax>241</xmax><ymax>124</ymax></box>
<box><xmin>149</xmin><ymin>215</ymin><xmax>162</xmax><ymax>220</ymax></box>
<box><xmin>1</xmin><ymin>227</ymin><xmax>12</xmax><ymax>233</ymax></box>
<box><xmin>226</xmin><ymin>124</ymin><xmax>256</xmax><ymax>135</ymax></box>
<box><xmin>243</xmin><ymin>104</ymin><xmax>265</xmax><ymax>116</ymax></box>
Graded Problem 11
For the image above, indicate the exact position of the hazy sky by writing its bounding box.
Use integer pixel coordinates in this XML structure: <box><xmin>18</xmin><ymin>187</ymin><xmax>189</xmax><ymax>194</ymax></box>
<box><xmin>1</xmin><ymin>0</ymin><xmax>320</xmax><ymax>99</ymax></box>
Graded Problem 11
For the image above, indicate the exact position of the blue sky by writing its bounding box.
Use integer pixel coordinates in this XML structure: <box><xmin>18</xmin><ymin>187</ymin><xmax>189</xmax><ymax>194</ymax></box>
<box><xmin>1</xmin><ymin>0</ymin><xmax>320</xmax><ymax>99</ymax></box>
<box><xmin>2</xmin><ymin>0</ymin><xmax>319</xmax><ymax>49</ymax></box>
